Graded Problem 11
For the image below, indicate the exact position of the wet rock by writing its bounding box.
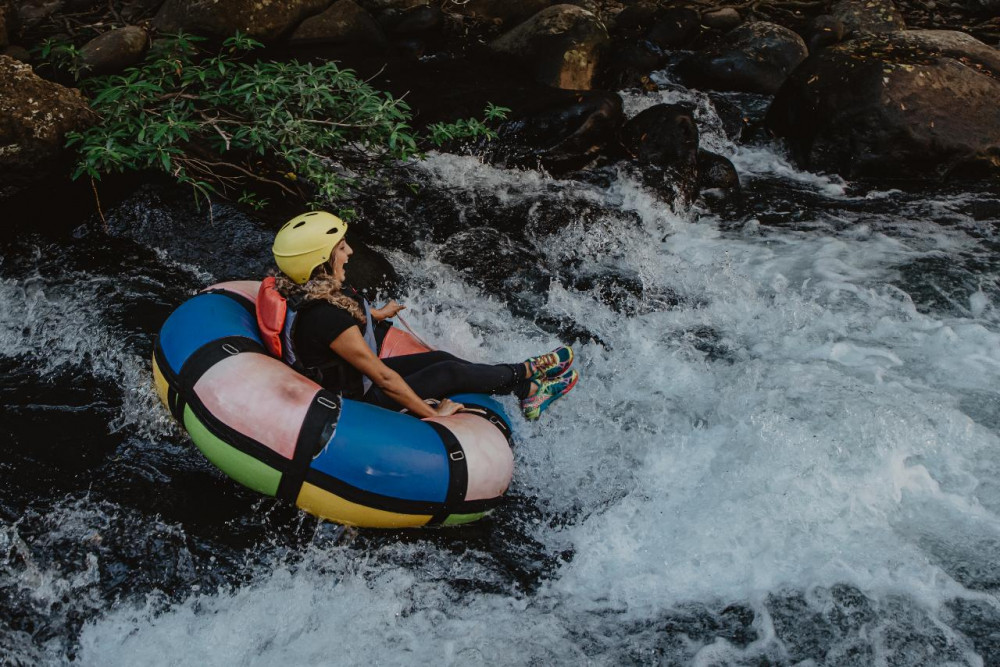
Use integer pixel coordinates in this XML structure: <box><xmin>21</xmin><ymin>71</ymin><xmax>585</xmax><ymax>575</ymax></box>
<box><xmin>621</xmin><ymin>103</ymin><xmax>700</xmax><ymax>200</ymax></box>
<box><xmin>622</xmin><ymin>103</ymin><xmax>699</xmax><ymax>169</ymax></box>
<box><xmin>79</xmin><ymin>26</ymin><xmax>149</xmax><ymax>76</ymax></box>
<box><xmin>599</xmin><ymin>40</ymin><xmax>666</xmax><ymax>89</ymax></box>
<box><xmin>565</xmin><ymin>265</ymin><xmax>645</xmax><ymax>314</ymax></box>
<box><xmin>438</xmin><ymin>226</ymin><xmax>540</xmax><ymax>295</ymax></box>
<box><xmin>677</xmin><ymin>21</ymin><xmax>808</xmax><ymax>94</ymax></box>
<box><xmin>766</xmin><ymin>30</ymin><xmax>1000</xmax><ymax>179</ymax></box>
<box><xmin>459</xmin><ymin>0</ymin><xmax>553</xmax><ymax>26</ymax></box>
<box><xmin>345</xmin><ymin>240</ymin><xmax>399</xmax><ymax>296</ymax></box>
<box><xmin>154</xmin><ymin>0</ymin><xmax>331</xmax><ymax>41</ymax></box>
<box><xmin>0</xmin><ymin>56</ymin><xmax>95</xmax><ymax>200</ymax></box>
<box><xmin>831</xmin><ymin>0</ymin><xmax>905</xmax><ymax>37</ymax></box>
<box><xmin>487</xmin><ymin>90</ymin><xmax>624</xmax><ymax>173</ymax></box>
<box><xmin>289</xmin><ymin>0</ymin><xmax>388</xmax><ymax>49</ymax></box>
<box><xmin>489</xmin><ymin>5</ymin><xmax>609</xmax><ymax>90</ymax></box>
<box><xmin>708</xmin><ymin>94</ymin><xmax>749</xmax><ymax>142</ymax></box>
<box><xmin>701</xmin><ymin>7</ymin><xmax>741</xmax><ymax>31</ymax></box>
<box><xmin>697</xmin><ymin>149</ymin><xmax>740</xmax><ymax>193</ymax></box>
<box><xmin>805</xmin><ymin>15</ymin><xmax>846</xmax><ymax>52</ymax></box>
<box><xmin>644</xmin><ymin>7</ymin><xmax>701</xmax><ymax>49</ymax></box>
<box><xmin>17</xmin><ymin>0</ymin><xmax>63</xmax><ymax>29</ymax></box>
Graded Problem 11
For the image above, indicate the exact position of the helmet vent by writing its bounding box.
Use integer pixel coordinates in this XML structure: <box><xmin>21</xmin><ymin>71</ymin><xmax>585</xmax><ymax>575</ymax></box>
<box><xmin>327</xmin><ymin>227</ymin><xmax>339</xmax><ymax>234</ymax></box>
<box><xmin>293</xmin><ymin>221</ymin><xmax>306</xmax><ymax>228</ymax></box>
<box><xmin>305</xmin><ymin>212</ymin><xmax>318</xmax><ymax>216</ymax></box>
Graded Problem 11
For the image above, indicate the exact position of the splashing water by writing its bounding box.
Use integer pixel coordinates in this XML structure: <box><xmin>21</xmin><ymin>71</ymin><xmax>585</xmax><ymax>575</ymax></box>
<box><xmin>3</xmin><ymin>87</ymin><xmax>1000</xmax><ymax>666</ymax></box>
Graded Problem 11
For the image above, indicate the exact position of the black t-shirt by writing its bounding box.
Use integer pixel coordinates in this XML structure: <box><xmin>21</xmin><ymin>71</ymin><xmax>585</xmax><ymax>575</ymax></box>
<box><xmin>293</xmin><ymin>301</ymin><xmax>365</xmax><ymax>369</ymax></box>
<box><xmin>291</xmin><ymin>295</ymin><xmax>390</xmax><ymax>396</ymax></box>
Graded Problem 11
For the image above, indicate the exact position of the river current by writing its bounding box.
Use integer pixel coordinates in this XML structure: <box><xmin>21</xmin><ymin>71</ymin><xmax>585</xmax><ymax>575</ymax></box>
<box><xmin>2</xmin><ymin>79</ymin><xmax>1000</xmax><ymax>665</ymax></box>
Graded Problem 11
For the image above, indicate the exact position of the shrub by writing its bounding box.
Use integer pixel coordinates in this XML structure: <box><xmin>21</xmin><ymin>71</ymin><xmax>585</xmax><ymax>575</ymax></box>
<box><xmin>63</xmin><ymin>32</ymin><xmax>508</xmax><ymax>212</ymax></box>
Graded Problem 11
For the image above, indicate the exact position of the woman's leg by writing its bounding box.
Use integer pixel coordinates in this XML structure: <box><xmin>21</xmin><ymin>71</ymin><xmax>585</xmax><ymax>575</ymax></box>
<box><xmin>364</xmin><ymin>355</ymin><xmax>530</xmax><ymax>411</ymax></box>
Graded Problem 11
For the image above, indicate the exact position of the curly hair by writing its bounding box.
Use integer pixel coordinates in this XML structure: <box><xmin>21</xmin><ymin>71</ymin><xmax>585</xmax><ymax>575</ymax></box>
<box><xmin>272</xmin><ymin>268</ymin><xmax>366</xmax><ymax>323</ymax></box>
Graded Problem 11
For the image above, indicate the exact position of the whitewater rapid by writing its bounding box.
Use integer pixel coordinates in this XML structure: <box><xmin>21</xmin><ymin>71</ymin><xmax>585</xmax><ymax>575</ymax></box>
<box><xmin>3</xmin><ymin>85</ymin><xmax>1000</xmax><ymax>665</ymax></box>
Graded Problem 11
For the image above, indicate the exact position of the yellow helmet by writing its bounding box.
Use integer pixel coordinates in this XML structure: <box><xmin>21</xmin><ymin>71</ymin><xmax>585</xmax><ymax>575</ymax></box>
<box><xmin>272</xmin><ymin>211</ymin><xmax>348</xmax><ymax>284</ymax></box>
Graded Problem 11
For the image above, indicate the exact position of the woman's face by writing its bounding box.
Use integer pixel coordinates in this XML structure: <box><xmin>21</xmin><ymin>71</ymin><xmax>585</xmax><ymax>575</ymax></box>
<box><xmin>329</xmin><ymin>239</ymin><xmax>353</xmax><ymax>283</ymax></box>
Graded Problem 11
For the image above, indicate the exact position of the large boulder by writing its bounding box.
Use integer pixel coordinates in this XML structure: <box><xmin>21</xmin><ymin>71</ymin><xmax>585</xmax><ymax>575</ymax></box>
<box><xmin>485</xmin><ymin>90</ymin><xmax>624</xmax><ymax>173</ymax></box>
<box><xmin>0</xmin><ymin>56</ymin><xmax>95</xmax><ymax>199</ymax></box>
<box><xmin>830</xmin><ymin>0</ymin><xmax>905</xmax><ymax>37</ymax></box>
<box><xmin>489</xmin><ymin>4</ymin><xmax>610</xmax><ymax>90</ymax></box>
<box><xmin>154</xmin><ymin>0</ymin><xmax>332</xmax><ymax>41</ymax></box>
<box><xmin>289</xmin><ymin>0</ymin><xmax>387</xmax><ymax>48</ymax></box>
<box><xmin>676</xmin><ymin>21</ymin><xmax>808</xmax><ymax>94</ymax></box>
<box><xmin>79</xmin><ymin>26</ymin><xmax>149</xmax><ymax>75</ymax></box>
<box><xmin>620</xmin><ymin>103</ymin><xmax>700</xmax><ymax>200</ymax></box>
<box><xmin>766</xmin><ymin>30</ymin><xmax>1000</xmax><ymax>178</ymax></box>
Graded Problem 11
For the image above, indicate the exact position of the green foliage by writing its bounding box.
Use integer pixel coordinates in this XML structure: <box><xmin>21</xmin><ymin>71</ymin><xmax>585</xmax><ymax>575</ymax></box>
<box><xmin>62</xmin><ymin>32</ymin><xmax>509</xmax><ymax>210</ymax></box>
<box><xmin>34</xmin><ymin>38</ymin><xmax>84</xmax><ymax>80</ymax></box>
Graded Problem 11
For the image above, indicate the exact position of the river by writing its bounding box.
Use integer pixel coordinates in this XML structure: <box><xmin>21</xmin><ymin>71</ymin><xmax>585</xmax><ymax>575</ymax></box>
<box><xmin>2</xmin><ymin>78</ymin><xmax>1000</xmax><ymax>665</ymax></box>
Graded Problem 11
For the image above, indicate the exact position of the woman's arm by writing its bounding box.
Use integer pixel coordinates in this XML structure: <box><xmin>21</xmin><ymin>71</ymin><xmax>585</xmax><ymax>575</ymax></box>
<box><xmin>371</xmin><ymin>300</ymin><xmax>405</xmax><ymax>322</ymax></box>
<box><xmin>329</xmin><ymin>326</ymin><xmax>460</xmax><ymax>419</ymax></box>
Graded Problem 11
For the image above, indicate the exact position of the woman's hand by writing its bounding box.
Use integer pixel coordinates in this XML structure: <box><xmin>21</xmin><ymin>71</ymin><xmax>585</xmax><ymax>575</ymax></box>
<box><xmin>371</xmin><ymin>300</ymin><xmax>406</xmax><ymax>321</ymax></box>
<box><xmin>428</xmin><ymin>398</ymin><xmax>464</xmax><ymax>419</ymax></box>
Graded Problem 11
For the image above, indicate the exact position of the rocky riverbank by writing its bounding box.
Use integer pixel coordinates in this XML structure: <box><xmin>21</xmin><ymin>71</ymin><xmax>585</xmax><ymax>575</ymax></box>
<box><xmin>1</xmin><ymin>0</ymin><xmax>998</xmax><ymax>220</ymax></box>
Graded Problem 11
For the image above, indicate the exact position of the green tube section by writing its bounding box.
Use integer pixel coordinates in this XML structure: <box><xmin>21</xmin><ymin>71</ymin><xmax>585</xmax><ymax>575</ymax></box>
<box><xmin>183</xmin><ymin>405</ymin><xmax>282</xmax><ymax>496</ymax></box>
<box><xmin>443</xmin><ymin>511</ymin><xmax>488</xmax><ymax>526</ymax></box>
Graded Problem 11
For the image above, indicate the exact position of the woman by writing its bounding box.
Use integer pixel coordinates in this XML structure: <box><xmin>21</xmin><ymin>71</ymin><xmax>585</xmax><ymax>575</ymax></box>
<box><xmin>258</xmin><ymin>211</ymin><xmax>578</xmax><ymax>420</ymax></box>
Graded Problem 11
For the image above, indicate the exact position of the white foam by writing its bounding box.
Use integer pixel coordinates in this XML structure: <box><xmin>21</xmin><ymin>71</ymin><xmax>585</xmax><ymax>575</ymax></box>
<box><xmin>68</xmin><ymin>151</ymin><xmax>1000</xmax><ymax>663</ymax></box>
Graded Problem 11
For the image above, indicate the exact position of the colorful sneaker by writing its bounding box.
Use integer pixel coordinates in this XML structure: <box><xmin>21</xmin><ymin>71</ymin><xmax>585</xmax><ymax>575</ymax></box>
<box><xmin>521</xmin><ymin>369</ymin><xmax>579</xmax><ymax>421</ymax></box>
<box><xmin>524</xmin><ymin>345</ymin><xmax>574</xmax><ymax>380</ymax></box>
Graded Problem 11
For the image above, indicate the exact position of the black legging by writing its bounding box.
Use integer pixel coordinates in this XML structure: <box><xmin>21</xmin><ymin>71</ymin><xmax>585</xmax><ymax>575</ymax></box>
<box><xmin>362</xmin><ymin>351</ymin><xmax>530</xmax><ymax>411</ymax></box>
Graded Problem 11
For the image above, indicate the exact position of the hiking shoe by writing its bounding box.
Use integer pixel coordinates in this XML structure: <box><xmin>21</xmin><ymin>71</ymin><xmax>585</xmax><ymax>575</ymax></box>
<box><xmin>521</xmin><ymin>369</ymin><xmax>579</xmax><ymax>421</ymax></box>
<box><xmin>525</xmin><ymin>345</ymin><xmax>574</xmax><ymax>380</ymax></box>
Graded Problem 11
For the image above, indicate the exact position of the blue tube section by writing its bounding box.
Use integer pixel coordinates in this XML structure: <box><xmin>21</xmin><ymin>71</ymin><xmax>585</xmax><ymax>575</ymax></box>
<box><xmin>449</xmin><ymin>393</ymin><xmax>512</xmax><ymax>430</ymax></box>
<box><xmin>159</xmin><ymin>293</ymin><xmax>262</xmax><ymax>374</ymax></box>
<box><xmin>312</xmin><ymin>400</ymin><xmax>450</xmax><ymax>503</ymax></box>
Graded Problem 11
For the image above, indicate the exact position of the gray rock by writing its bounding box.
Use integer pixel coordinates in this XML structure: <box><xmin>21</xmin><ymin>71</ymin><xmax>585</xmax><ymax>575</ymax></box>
<box><xmin>830</xmin><ymin>0</ymin><xmax>905</xmax><ymax>37</ymax></box>
<box><xmin>489</xmin><ymin>4</ymin><xmax>610</xmax><ymax>90</ymax></box>
<box><xmin>697</xmin><ymin>149</ymin><xmax>739</xmax><ymax>192</ymax></box>
<box><xmin>701</xmin><ymin>7</ymin><xmax>741</xmax><ymax>31</ymax></box>
<box><xmin>766</xmin><ymin>30</ymin><xmax>1000</xmax><ymax>178</ymax></box>
<box><xmin>290</xmin><ymin>0</ymin><xmax>387</xmax><ymax>49</ymax></box>
<box><xmin>0</xmin><ymin>56</ymin><xmax>95</xmax><ymax>199</ymax></box>
<box><xmin>154</xmin><ymin>0</ymin><xmax>331</xmax><ymax>41</ymax></box>
<box><xmin>79</xmin><ymin>26</ymin><xmax>149</xmax><ymax>75</ymax></box>
<box><xmin>677</xmin><ymin>21</ymin><xmax>808</xmax><ymax>94</ymax></box>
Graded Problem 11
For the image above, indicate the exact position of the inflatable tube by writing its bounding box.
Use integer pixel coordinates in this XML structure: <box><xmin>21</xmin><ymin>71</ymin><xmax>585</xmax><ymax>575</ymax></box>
<box><xmin>152</xmin><ymin>281</ymin><xmax>515</xmax><ymax>528</ymax></box>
